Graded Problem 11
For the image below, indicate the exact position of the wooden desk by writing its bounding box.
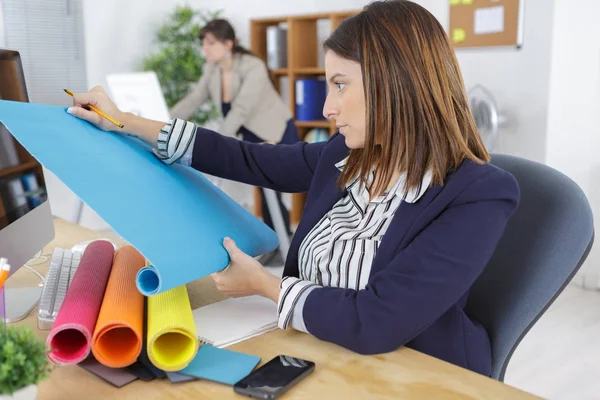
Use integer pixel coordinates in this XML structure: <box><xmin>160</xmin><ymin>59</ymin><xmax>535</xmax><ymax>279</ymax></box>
<box><xmin>10</xmin><ymin>219</ymin><xmax>540</xmax><ymax>399</ymax></box>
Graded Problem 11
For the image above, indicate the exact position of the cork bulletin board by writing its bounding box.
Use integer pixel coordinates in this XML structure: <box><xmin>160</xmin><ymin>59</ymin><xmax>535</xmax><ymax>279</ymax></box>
<box><xmin>449</xmin><ymin>0</ymin><xmax>525</xmax><ymax>49</ymax></box>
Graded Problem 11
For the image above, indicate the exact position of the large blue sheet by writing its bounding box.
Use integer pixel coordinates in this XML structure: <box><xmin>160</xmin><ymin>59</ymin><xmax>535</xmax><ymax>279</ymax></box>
<box><xmin>0</xmin><ymin>101</ymin><xmax>278</xmax><ymax>295</ymax></box>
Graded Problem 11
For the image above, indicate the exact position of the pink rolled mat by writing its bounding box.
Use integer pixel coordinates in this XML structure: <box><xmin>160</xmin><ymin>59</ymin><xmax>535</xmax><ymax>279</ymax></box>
<box><xmin>46</xmin><ymin>240</ymin><xmax>115</xmax><ymax>365</ymax></box>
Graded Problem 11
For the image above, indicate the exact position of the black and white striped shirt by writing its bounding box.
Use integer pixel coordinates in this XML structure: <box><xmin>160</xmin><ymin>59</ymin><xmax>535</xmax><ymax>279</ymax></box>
<box><xmin>153</xmin><ymin>118</ymin><xmax>432</xmax><ymax>334</ymax></box>
<box><xmin>153</xmin><ymin>118</ymin><xmax>197</xmax><ymax>166</ymax></box>
<box><xmin>277</xmin><ymin>158</ymin><xmax>431</xmax><ymax>332</ymax></box>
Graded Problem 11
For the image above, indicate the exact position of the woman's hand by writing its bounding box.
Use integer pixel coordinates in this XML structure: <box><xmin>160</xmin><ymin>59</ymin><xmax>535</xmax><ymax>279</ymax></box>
<box><xmin>212</xmin><ymin>237</ymin><xmax>282</xmax><ymax>303</ymax></box>
<box><xmin>67</xmin><ymin>86</ymin><xmax>125</xmax><ymax>133</ymax></box>
<box><xmin>67</xmin><ymin>86</ymin><xmax>165</xmax><ymax>147</ymax></box>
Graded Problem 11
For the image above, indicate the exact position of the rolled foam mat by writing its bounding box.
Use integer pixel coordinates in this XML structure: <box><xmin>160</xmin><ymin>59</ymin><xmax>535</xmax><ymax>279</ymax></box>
<box><xmin>147</xmin><ymin>285</ymin><xmax>199</xmax><ymax>371</ymax></box>
<box><xmin>0</xmin><ymin>101</ymin><xmax>278</xmax><ymax>297</ymax></box>
<box><xmin>46</xmin><ymin>241</ymin><xmax>115</xmax><ymax>365</ymax></box>
<box><xmin>91</xmin><ymin>246</ymin><xmax>145</xmax><ymax>368</ymax></box>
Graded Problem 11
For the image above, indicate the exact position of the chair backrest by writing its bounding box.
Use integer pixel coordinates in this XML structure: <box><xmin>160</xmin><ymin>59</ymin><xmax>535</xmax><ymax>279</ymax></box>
<box><xmin>466</xmin><ymin>154</ymin><xmax>594</xmax><ymax>381</ymax></box>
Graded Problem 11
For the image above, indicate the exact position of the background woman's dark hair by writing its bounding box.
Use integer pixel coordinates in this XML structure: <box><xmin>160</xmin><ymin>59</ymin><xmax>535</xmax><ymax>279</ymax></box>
<box><xmin>199</xmin><ymin>19</ymin><xmax>254</xmax><ymax>56</ymax></box>
<box><xmin>324</xmin><ymin>0</ymin><xmax>489</xmax><ymax>199</ymax></box>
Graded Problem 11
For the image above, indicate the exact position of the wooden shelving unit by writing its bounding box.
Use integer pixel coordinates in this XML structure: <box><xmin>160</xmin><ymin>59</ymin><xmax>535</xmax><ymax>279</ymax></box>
<box><xmin>272</xmin><ymin>68</ymin><xmax>288</xmax><ymax>76</ymax></box>
<box><xmin>0</xmin><ymin>59</ymin><xmax>45</xmax><ymax>229</ymax></box>
<box><xmin>250</xmin><ymin>10</ymin><xmax>358</xmax><ymax>225</ymax></box>
<box><xmin>295</xmin><ymin>67</ymin><xmax>326</xmax><ymax>75</ymax></box>
<box><xmin>0</xmin><ymin>161</ymin><xmax>39</xmax><ymax>180</ymax></box>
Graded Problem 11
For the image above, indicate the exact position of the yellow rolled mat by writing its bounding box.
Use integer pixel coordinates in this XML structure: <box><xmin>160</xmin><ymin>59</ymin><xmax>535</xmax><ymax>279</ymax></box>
<box><xmin>91</xmin><ymin>246</ymin><xmax>146</xmax><ymax>368</ymax></box>
<box><xmin>147</xmin><ymin>285</ymin><xmax>199</xmax><ymax>371</ymax></box>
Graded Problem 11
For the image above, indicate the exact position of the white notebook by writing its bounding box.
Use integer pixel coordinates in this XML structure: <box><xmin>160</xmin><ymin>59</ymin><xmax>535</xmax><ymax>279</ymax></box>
<box><xmin>192</xmin><ymin>295</ymin><xmax>278</xmax><ymax>348</ymax></box>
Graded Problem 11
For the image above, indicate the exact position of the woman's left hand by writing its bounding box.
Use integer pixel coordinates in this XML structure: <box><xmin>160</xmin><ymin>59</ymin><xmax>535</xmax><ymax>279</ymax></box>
<box><xmin>211</xmin><ymin>237</ymin><xmax>282</xmax><ymax>302</ymax></box>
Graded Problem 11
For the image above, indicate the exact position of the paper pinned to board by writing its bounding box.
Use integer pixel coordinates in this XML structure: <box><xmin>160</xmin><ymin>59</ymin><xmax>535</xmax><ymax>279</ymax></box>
<box><xmin>0</xmin><ymin>100</ymin><xmax>279</xmax><ymax>295</ymax></box>
<box><xmin>474</xmin><ymin>6</ymin><xmax>505</xmax><ymax>35</ymax></box>
<box><xmin>452</xmin><ymin>28</ymin><xmax>467</xmax><ymax>44</ymax></box>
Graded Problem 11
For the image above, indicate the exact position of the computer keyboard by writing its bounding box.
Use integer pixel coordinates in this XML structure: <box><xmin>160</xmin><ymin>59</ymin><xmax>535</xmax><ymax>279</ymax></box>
<box><xmin>37</xmin><ymin>248</ymin><xmax>82</xmax><ymax>330</ymax></box>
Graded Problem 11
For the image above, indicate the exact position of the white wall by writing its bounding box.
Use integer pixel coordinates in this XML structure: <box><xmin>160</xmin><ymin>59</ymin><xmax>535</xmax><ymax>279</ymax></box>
<box><xmin>545</xmin><ymin>0</ymin><xmax>600</xmax><ymax>289</ymax></box>
<box><xmin>0</xmin><ymin>3</ymin><xmax>5</xmax><ymax>48</ymax></box>
<box><xmin>82</xmin><ymin>1</ymin><xmax>176</xmax><ymax>91</ymax></box>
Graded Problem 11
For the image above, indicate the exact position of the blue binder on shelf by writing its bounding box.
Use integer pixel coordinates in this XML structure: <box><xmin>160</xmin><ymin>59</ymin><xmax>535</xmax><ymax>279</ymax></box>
<box><xmin>21</xmin><ymin>172</ymin><xmax>43</xmax><ymax>208</ymax></box>
<box><xmin>295</xmin><ymin>79</ymin><xmax>327</xmax><ymax>121</ymax></box>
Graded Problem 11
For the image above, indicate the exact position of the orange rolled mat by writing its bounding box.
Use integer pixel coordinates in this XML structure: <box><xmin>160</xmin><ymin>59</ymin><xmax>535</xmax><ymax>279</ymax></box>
<box><xmin>91</xmin><ymin>246</ymin><xmax>146</xmax><ymax>368</ymax></box>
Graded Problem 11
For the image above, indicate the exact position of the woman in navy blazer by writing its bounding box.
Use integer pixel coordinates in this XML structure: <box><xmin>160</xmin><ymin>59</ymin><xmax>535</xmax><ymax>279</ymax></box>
<box><xmin>69</xmin><ymin>0</ymin><xmax>519</xmax><ymax>377</ymax></box>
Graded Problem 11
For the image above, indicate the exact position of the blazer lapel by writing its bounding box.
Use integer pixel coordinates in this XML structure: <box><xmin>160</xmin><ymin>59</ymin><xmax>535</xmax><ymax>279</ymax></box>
<box><xmin>369</xmin><ymin>183</ymin><xmax>443</xmax><ymax>276</ymax></box>
<box><xmin>283</xmin><ymin>171</ymin><xmax>345</xmax><ymax>278</ymax></box>
<box><xmin>283</xmin><ymin>135</ymin><xmax>348</xmax><ymax>277</ymax></box>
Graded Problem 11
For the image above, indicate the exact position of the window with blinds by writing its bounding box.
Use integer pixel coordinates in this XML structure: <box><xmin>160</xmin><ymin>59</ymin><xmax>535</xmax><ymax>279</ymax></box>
<box><xmin>1</xmin><ymin>0</ymin><xmax>88</xmax><ymax>105</ymax></box>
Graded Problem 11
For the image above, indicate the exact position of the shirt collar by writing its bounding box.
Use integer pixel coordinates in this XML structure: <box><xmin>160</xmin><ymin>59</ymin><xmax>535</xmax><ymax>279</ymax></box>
<box><xmin>335</xmin><ymin>157</ymin><xmax>432</xmax><ymax>204</ymax></box>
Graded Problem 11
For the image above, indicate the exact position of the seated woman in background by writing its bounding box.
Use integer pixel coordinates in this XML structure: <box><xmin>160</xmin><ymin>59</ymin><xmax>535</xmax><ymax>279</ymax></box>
<box><xmin>68</xmin><ymin>0</ymin><xmax>519</xmax><ymax>377</ymax></box>
<box><xmin>171</xmin><ymin>18</ymin><xmax>298</xmax><ymax>246</ymax></box>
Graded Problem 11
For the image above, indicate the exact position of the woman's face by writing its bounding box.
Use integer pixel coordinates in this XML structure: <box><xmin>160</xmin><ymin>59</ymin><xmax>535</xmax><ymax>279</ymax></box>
<box><xmin>201</xmin><ymin>32</ymin><xmax>232</xmax><ymax>63</ymax></box>
<box><xmin>323</xmin><ymin>51</ymin><xmax>366</xmax><ymax>149</ymax></box>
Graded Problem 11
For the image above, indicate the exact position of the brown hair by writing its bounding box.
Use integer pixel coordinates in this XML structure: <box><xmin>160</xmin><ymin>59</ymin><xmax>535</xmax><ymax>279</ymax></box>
<box><xmin>324</xmin><ymin>0</ymin><xmax>489</xmax><ymax>198</ymax></box>
<box><xmin>199</xmin><ymin>19</ymin><xmax>255</xmax><ymax>57</ymax></box>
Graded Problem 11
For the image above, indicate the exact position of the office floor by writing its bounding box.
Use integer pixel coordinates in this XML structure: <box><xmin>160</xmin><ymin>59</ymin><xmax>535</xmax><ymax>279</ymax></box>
<box><xmin>504</xmin><ymin>283</ymin><xmax>600</xmax><ymax>400</ymax></box>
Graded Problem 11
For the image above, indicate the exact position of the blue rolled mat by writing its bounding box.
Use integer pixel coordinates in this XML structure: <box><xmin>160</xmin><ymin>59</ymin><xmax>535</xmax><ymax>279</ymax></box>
<box><xmin>0</xmin><ymin>101</ymin><xmax>278</xmax><ymax>295</ymax></box>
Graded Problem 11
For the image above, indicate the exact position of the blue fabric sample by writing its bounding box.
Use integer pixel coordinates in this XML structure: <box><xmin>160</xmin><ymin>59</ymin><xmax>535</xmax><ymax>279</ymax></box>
<box><xmin>178</xmin><ymin>345</ymin><xmax>261</xmax><ymax>386</ymax></box>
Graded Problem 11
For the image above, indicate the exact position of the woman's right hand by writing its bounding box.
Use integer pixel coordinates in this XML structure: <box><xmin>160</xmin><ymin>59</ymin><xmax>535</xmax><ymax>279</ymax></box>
<box><xmin>67</xmin><ymin>86</ymin><xmax>125</xmax><ymax>133</ymax></box>
<box><xmin>67</xmin><ymin>85</ymin><xmax>166</xmax><ymax>147</ymax></box>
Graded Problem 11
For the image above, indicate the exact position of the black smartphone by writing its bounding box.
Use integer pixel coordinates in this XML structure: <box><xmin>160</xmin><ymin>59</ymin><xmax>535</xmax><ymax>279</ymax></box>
<box><xmin>233</xmin><ymin>355</ymin><xmax>315</xmax><ymax>399</ymax></box>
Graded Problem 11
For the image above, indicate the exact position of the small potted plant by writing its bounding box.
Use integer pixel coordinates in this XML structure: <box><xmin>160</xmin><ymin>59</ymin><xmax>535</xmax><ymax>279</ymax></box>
<box><xmin>0</xmin><ymin>324</ymin><xmax>52</xmax><ymax>399</ymax></box>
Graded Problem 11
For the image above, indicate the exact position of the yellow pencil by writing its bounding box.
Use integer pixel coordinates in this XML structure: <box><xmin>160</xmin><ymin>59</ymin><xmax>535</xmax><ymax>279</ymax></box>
<box><xmin>64</xmin><ymin>89</ymin><xmax>124</xmax><ymax>128</ymax></box>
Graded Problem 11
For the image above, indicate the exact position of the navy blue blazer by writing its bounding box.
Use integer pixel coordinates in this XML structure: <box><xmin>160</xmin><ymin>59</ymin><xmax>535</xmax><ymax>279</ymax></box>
<box><xmin>191</xmin><ymin>128</ymin><xmax>520</xmax><ymax>376</ymax></box>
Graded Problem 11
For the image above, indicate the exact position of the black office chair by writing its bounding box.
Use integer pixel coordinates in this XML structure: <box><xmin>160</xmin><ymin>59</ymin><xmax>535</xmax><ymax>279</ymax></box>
<box><xmin>466</xmin><ymin>154</ymin><xmax>595</xmax><ymax>381</ymax></box>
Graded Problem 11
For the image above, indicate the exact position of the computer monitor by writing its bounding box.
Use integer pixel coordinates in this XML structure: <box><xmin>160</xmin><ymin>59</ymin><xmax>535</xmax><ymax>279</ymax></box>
<box><xmin>0</xmin><ymin>49</ymin><xmax>55</xmax><ymax>323</ymax></box>
<box><xmin>106</xmin><ymin>71</ymin><xmax>171</xmax><ymax>122</ymax></box>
